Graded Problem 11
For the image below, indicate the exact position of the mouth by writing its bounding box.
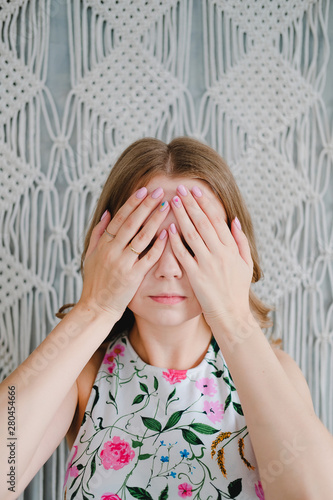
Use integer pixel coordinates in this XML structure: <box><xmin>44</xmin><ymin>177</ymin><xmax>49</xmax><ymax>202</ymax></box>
<box><xmin>149</xmin><ymin>294</ymin><xmax>186</xmax><ymax>305</ymax></box>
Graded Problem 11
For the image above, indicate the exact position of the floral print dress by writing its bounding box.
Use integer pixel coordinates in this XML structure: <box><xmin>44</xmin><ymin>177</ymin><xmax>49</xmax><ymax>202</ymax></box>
<box><xmin>63</xmin><ymin>334</ymin><xmax>264</xmax><ymax>500</ymax></box>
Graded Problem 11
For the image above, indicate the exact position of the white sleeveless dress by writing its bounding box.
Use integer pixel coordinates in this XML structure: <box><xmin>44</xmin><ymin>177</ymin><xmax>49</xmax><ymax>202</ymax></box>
<box><xmin>63</xmin><ymin>333</ymin><xmax>264</xmax><ymax>500</ymax></box>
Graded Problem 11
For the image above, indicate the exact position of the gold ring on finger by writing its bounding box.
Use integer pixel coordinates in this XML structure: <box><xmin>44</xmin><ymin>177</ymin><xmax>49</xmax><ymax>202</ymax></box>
<box><xmin>104</xmin><ymin>229</ymin><xmax>116</xmax><ymax>239</ymax></box>
<box><xmin>129</xmin><ymin>245</ymin><xmax>140</xmax><ymax>255</ymax></box>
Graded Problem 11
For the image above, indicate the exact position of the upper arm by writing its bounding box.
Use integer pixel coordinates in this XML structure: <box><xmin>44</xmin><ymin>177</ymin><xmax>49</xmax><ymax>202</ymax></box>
<box><xmin>18</xmin><ymin>382</ymin><xmax>78</xmax><ymax>494</ymax></box>
<box><xmin>273</xmin><ymin>347</ymin><xmax>315</xmax><ymax>412</ymax></box>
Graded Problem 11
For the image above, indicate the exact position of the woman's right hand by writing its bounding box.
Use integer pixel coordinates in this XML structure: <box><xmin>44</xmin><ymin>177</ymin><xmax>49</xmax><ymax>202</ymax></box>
<box><xmin>78</xmin><ymin>186</ymin><xmax>170</xmax><ymax>320</ymax></box>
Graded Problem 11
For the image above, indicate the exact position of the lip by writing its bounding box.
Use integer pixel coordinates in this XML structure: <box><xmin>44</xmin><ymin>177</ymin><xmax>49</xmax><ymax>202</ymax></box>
<box><xmin>149</xmin><ymin>294</ymin><xmax>186</xmax><ymax>305</ymax></box>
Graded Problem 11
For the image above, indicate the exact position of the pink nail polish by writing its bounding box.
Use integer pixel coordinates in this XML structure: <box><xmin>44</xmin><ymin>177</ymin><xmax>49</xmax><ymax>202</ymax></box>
<box><xmin>172</xmin><ymin>196</ymin><xmax>181</xmax><ymax>208</ymax></box>
<box><xmin>159</xmin><ymin>229</ymin><xmax>167</xmax><ymax>240</ymax></box>
<box><xmin>170</xmin><ymin>223</ymin><xmax>177</xmax><ymax>234</ymax></box>
<box><xmin>151</xmin><ymin>187</ymin><xmax>164</xmax><ymax>199</ymax></box>
<box><xmin>192</xmin><ymin>186</ymin><xmax>202</xmax><ymax>197</ymax></box>
<box><xmin>100</xmin><ymin>210</ymin><xmax>108</xmax><ymax>221</ymax></box>
<box><xmin>136</xmin><ymin>187</ymin><xmax>147</xmax><ymax>199</ymax></box>
<box><xmin>177</xmin><ymin>184</ymin><xmax>187</xmax><ymax>196</ymax></box>
<box><xmin>160</xmin><ymin>201</ymin><xmax>169</xmax><ymax>212</ymax></box>
<box><xmin>235</xmin><ymin>217</ymin><xmax>242</xmax><ymax>230</ymax></box>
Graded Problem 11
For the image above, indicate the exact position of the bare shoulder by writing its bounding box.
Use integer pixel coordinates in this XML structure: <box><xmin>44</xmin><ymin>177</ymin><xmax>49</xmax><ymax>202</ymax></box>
<box><xmin>77</xmin><ymin>340</ymin><xmax>109</xmax><ymax>395</ymax></box>
<box><xmin>272</xmin><ymin>347</ymin><xmax>314</xmax><ymax>412</ymax></box>
<box><xmin>66</xmin><ymin>340</ymin><xmax>109</xmax><ymax>449</ymax></box>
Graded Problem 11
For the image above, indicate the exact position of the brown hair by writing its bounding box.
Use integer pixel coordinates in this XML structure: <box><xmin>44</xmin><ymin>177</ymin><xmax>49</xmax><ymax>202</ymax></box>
<box><xmin>58</xmin><ymin>137</ymin><xmax>274</xmax><ymax>338</ymax></box>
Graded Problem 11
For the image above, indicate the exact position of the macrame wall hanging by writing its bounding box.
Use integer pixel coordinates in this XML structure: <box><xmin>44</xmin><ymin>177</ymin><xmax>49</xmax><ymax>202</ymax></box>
<box><xmin>0</xmin><ymin>1</ymin><xmax>332</xmax><ymax>498</ymax></box>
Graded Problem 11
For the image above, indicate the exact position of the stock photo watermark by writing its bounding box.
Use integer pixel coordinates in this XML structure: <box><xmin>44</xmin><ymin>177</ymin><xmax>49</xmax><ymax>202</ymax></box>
<box><xmin>6</xmin><ymin>386</ymin><xmax>17</xmax><ymax>493</ymax></box>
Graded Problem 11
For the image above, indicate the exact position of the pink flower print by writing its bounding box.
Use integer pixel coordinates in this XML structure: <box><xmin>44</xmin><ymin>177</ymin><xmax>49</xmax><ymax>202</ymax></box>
<box><xmin>203</xmin><ymin>400</ymin><xmax>224</xmax><ymax>424</ymax></box>
<box><xmin>112</xmin><ymin>344</ymin><xmax>125</xmax><ymax>356</ymax></box>
<box><xmin>63</xmin><ymin>445</ymin><xmax>78</xmax><ymax>486</ymax></box>
<box><xmin>101</xmin><ymin>494</ymin><xmax>122</xmax><ymax>500</ymax></box>
<box><xmin>103</xmin><ymin>353</ymin><xmax>115</xmax><ymax>365</ymax></box>
<box><xmin>255</xmin><ymin>481</ymin><xmax>265</xmax><ymax>500</ymax></box>
<box><xmin>104</xmin><ymin>344</ymin><xmax>125</xmax><ymax>368</ymax></box>
<box><xmin>107</xmin><ymin>362</ymin><xmax>116</xmax><ymax>374</ymax></box>
<box><xmin>162</xmin><ymin>369</ymin><xmax>187</xmax><ymax>384</ymax></box>
<box><xmin>178</xmin><ymin>483</ymin><xmax>193</xmax><ymax>497</ymax></box>
<box><xmin>195</xmin><ymin>377</ymin><xmax>217</xmax><ymax>396</ymax></box>
<box><xmin>69</xmin><ymin>466</ymin><xmax>79</xmax><ymax>478</ymax></box>
<box><xmin>100</xmin><ymin>436</ymin><xmax>135</xmax><ymax>471</ymax></box>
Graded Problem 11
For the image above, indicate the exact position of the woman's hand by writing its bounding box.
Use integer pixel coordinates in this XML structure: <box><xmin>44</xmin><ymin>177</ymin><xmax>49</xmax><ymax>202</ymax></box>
<box><xmin>168</xmin><ymin>184</ymin><xmax>254</xmax><ymax>328</ymax></box>
<box><xmin>79</xmin><ymin>187</ymin><xmax>170</xmax><ymax>319</ymax></box>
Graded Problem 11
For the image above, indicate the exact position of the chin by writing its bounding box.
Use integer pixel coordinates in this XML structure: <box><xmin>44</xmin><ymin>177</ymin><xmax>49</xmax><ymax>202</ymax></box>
<box><xmin>129</xmin><ymin>307</ymin><xmax>202</xmax><ymax>328</ymax></box>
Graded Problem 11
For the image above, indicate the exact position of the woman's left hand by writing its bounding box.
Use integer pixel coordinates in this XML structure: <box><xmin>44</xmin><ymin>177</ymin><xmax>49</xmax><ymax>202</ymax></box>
<box><xmin>168</xmin><ymin>185</ymin><xmax>254</xmax><ymax>328</ymax></box>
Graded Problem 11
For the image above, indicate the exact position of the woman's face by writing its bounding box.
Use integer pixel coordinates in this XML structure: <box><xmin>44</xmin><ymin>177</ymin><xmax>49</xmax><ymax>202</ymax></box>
<box><xmin>127</xmin><ymin>175</ymin><xmax>228</xmax><ymax>327</ymax></box>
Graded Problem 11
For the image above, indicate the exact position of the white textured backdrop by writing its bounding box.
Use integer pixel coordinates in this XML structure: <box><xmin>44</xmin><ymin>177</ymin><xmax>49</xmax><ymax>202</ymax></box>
<box><xmin>0</xmin><ymin>1</ymin><xmax>332</xmax><ymax>498</ymax></box>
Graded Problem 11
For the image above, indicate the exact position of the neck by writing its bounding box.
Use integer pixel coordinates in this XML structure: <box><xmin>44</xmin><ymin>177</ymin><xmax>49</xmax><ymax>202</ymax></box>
<box><xmin>128</xmin><ymin>314</ymin><xmax>212</xmax><ymax>370</ymax></box>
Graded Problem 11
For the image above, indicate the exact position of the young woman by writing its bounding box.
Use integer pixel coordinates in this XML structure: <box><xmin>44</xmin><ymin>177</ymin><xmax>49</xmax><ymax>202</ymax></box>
<box><xmin>0</xmin><ymin>138</ymin><xmax>332</xmax><ymax>500</ymax></box>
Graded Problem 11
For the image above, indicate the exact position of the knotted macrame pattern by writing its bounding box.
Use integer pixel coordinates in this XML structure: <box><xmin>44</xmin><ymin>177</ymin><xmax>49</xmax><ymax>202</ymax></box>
<box><xmin>0</xmin><ymin>1</ymin><xmax>332</xmax><ymax>498</ymax></box>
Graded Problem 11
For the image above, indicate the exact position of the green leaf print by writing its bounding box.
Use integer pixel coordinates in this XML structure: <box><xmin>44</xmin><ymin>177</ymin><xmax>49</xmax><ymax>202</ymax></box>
<box><xmin>107</xmin><ymin>390</ymin><xmax>118</xmax><ymax>412</ymax></box>
<box><xmin>127</xmin><ymin>486</ymin><xmax>154</xmax><ymax>499</ymax></box>
<box><xmin>138</xmin><ymin>453</ymin><xmax>154</xmax><ymax>460</ymax></box>
<box><xmin>212</xmin><ymin>370</ymin><xmax>223</xmax><ymax>378</ymax></box>
<box><xmin>163</xmin><ymin>410</ymin><xmax>184</xmax><ymax>431</ymax></box>
<box><xmin>223</xmin><ymin>376</ymin><xmax>236</xmax><ymax>391</ymax></box>
<box><xmin>90</xmin><ymin>454</ymin><xmax>96</xmax><ymax>478</ymax></box>
<box><xmin>158</xmin><ymin>485</ymin><xmax>169</xmax><ymax>500</ymax></box>
<box><xmin>189</xmin><ymin>423</ymin><xmax>220</xmax><ymax>434</ymax></box>
<box><xmin>154</xmin><ymin>376</ymin><xmax>159</xmax><ymax>391</ymax></box>
<box><xmin>141</xmin><ymin>416</ymin><xmax>162</xmax><ymax>432</ymax></box>
<box><xmin>140</xmin><ymin>382</ymin><xmax>149</xmax><ymax>394</ymax></box>
<box><xmin>224</xmin><ymin>393</ymin><xmax>231</xmax><ymax>411</ymax></box>
<box><xmin>132</xmin><ymin>440</ymin><xmax>143</xmax><ymax>448</ymax></box>
<box><xmin>211</xmin><ymin>336</ymin><xmax>220</xmax><ymax>355</ymax></box>
<box><xmin>81</xmin><ymin>412</ymin><xmax>86</xmax><ymax>426</ymax></box>
<box><xmin>90</xmin><ymin>385</ymin><xmax>99</xmax><ymax>413</ymax></box>
<box><xmin>228</xmin><ymin>478</ymin><xmax>242</xmax><ymax>498</ymax></box>
<box><xmin>167</xmin><ymin>388</ymin><xmax>176</xmax><ymax>402</ymax></box>
<box><xmin>132</xmin><ymin>394</ymin><xmax>145</xmax><ymax>405</ymax></box>
<box><xmin>96</xmin><ymin>417</ymin><xmax>105</xmax><ymax>429</ymax></box>
<box><xmin>181</xmin><ymin>428</ymin><xmax>204</xmax><ymax>445</ymax></box>
<box><xmin>70</xmin><ymin>483</ymin><xmax>81</xmax><ymax>500</ymax></box>
<box><xmin>232</xmin><ymin>402</ymin><xmax>244</xmax><ymax>416</ymax></box>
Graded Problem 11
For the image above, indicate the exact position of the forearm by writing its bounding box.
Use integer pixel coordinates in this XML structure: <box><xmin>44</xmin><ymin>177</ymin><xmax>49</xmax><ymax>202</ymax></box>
<box><xmin>0</xmin><ymin>302</ymin><xmax>116</xmax><ymax>490</ymax></box>
<box><xmin>211</xmin><ymin>312</ymin><xmax>333</xmax><ymax>500</ymax></box>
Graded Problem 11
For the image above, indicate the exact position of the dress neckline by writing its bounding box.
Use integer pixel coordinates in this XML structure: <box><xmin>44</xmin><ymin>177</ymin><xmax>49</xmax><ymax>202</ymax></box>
<box><xmin>112</xmin><ymin>332</ymin><xmax>220</xmax><ymax>375</ymax></box>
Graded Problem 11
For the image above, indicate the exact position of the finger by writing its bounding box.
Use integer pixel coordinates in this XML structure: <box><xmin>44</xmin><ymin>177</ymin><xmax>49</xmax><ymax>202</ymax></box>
<box><xmin>136</xmin><ymin>227</ymin><xmax>169</xmax><ymax>273</ymax></box>
<box><xmin>170</xmin><ymin>195</ymin><xmax>208</xmax><ymax>260</ymax></box>
<box><xmin>128</xmin><ymin>200</ymin><xmax>170</xmax><ymax>259</ymax></box>
<box><xmin>231</xmin><ymin>218</ymin><xmax>253</xmax><ymax>269</ymax></box>
<box><xmin>190</xmin><ymin>185</ymin><xmax>236</xmax><ymax>247</ymax></box>
<box><xmin>105</xmin><ymin>186</ymin><xmax>148</xmax><ymax>236</ymax></box>
<box><xmin>86</xmin><ymin>210</ymin><xmax>112</xmax><ymax>259</ymax></box>
<box><xmin>168</xmin><ymin>222</ymin><xmax>197</xmax><ymax>272</ymax></box>
<box><xmin>173</xmin><ymin>185</ymin><xmax>220</xmax><ymax>253</ymax></box>
<box><xmin>113</xmin><ymin>187</ymin><xmax>166</xmax><ymax>249</ymax></box>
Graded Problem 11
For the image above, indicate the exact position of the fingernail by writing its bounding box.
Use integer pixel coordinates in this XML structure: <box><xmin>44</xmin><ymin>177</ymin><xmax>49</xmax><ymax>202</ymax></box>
<box><xmin>159</xmin><ymin>229</ymin><xmax>167</xmax><ymax>240</ymax></box>
<box><xmin>151</xmin><ymin>187</ymin><xmax>164</xmax><ymax>199</ymax></box>
<box><xmin>159</xmin><ymin>200</ymin><xmax>169</xmax><ymax>212</ymax></box>
<box><xmin>101</xmin><ymin>210</ymin><xmax>108</xmax><ymax>221</ymax></box>
<box><xmin>170</xmin><ymin>223</ymin><xmax>177</xmax><ymax>234</ymax></box>
<box><xmin>235</xmin><ymin>217</ymin><xmax>242</xmax><ymax>230</ymax></box>
<box><xmin>172</xmin><ymin>196</ymin><xmax>182</xmax><ymax>208</ymax></box>
<box><xmin>192</xmin><ymin>186</ymin><xmax>202</xmax><ymax>197</ymax></box>
<box><xmin>177</xmin><ymin>184</ymin><xmax>187</xmax><ymax>196</ymax></box>
<box><xmin>136</xmin><ymin>187</ymin><xmax>147</xmax><ymax>199</ymax></box>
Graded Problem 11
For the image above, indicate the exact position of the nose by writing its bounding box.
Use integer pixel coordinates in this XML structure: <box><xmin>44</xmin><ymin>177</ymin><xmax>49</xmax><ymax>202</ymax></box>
<box><xmin>154</xmin><ymin>239</ymin><xmax>183</xmax><ymax>279</ymax></box>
